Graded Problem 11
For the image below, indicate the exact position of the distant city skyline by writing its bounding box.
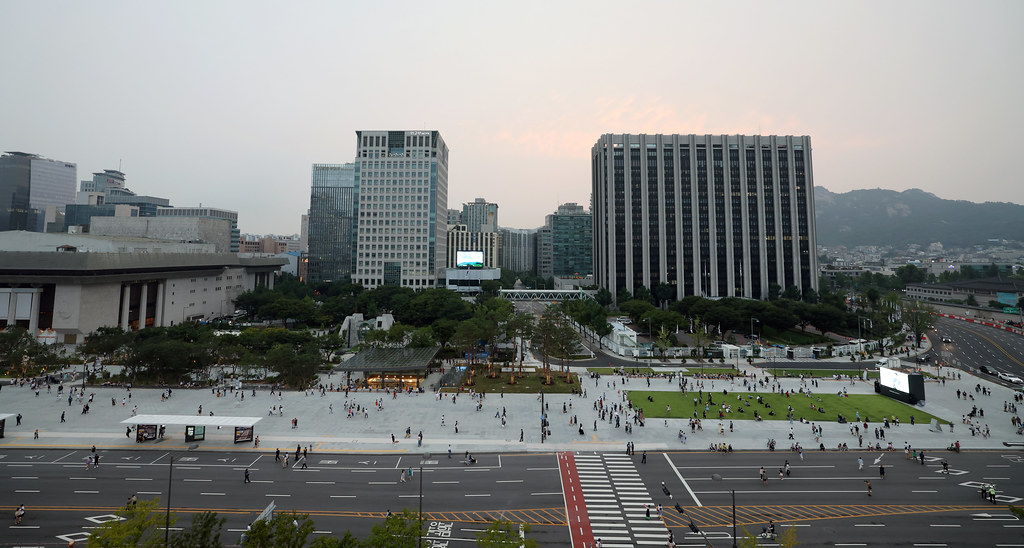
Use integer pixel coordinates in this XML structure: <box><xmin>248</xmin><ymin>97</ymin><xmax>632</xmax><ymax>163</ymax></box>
<box><xmin>2</xmin><ymin>1</ymin><xmax>1021</xmax><ymax>235</ymax></box>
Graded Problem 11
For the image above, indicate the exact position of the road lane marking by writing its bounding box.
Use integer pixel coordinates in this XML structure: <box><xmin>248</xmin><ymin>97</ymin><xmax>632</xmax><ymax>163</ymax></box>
<box><xmin>496</xmin><ymin>479</ymin><xmax>523</xmax><ymax>483</ymax></box>
<box><xmin>138</xmin><ymin>491</ymin><xmax>162</xmax><ymax>495</ymax></box>
<box><xmin>329</xmin><ymin>495</ymin><xmax>355</xmax><ymax>498</ymax></box>
<box><xmin>125</xmin><ymin>478</ymin><xmax>152</xmax><ymax>481</ymax></box>
<box><xmin>14</xmin><ymin>490</ymin><xmax>40</xmax><ymax>493</ymax></box>
<box><xmin>663</xmin><ymin>452</ymin><xmax>701</xmax><ymax>507</ymax></box>
<box><xmin>531</xmin><ymin>492</ymin><xmax>562</xmax><ymax>495</ymax></box>
<box><xmin>306</xmin><ymin>481</ymin><xmax>335</xmax><ymax>485</ymax></box>
<box><xmin>116</xmin><ymin>465</ymin><xmax>140</xmax><ymax>469</ymax></box>
<box><xmin>200</xmin><ymin>492</ymin><xmax>226</xmax><ymax>496</ymax></box>
<box><xmin>11</xmin><ymin>476</ymin><xmax>38</xmax><ymax>479</ymax></box>
<box><xmin>465</xmin><ymin>494</ymin><xmax>491</xmax><ymax>497</ymax></box>
<box><xmin>74</xmin><ymin>490</ymin><xmax>99</xmax><ymax>494</ymax></box>
<box><xmin>266</xmin><ymin>494</ymin><xmax>292</xmax><ymax>497</ymax></box>
<box><xmin>183</xmin><ymin>479</ymin><xmax>212</xmax><ymax>482</ymax></box>
<box><xmin>854</xmin><ymin>524</ymin><xmax>884</xmax><ymax>527</ymax></box>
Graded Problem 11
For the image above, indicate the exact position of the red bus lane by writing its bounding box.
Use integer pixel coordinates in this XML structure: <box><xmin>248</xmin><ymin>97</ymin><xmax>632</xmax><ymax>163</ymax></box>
<box><xmin>558</xmin><ymin>451</ymin><xmax>593</xmax><ymax>547</ymax></box>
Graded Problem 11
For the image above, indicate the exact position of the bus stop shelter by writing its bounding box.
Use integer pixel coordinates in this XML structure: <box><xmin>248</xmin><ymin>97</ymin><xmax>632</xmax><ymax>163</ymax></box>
<box><xmin>121</xmin><ymin>414</ymin><xmax>262</xmax><ymax>444</ymax></box>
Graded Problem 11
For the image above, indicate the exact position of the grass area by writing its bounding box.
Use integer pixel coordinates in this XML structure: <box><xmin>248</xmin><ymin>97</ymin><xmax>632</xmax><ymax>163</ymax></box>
<box><xmin>587</xmin><ymin>367</ymin><xmax>656</xmax><ymax>375</ymax></box>
<box><xmin>459</xmin><ymin>368</ymin><xmax>581</xmax><ymax>394</ymax></box>
<box><xmin>762</xmin><ymin>327</ymin><xmax>834</xmax><ymax>346</ymax></box>
<box><xmin>626</xmin><ymin>390</ymin><xmax>949</xmax><ymax>425</ymax></box>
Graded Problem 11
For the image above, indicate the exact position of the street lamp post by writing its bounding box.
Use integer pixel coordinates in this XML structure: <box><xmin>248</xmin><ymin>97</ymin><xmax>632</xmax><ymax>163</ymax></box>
<box><xmin>540</xmin><ymin>390</ymin><xmax>546</xmax><ymax>443</ymax></box>
<box><xmin>166</xmin><ymin>443</ymin><xmax>199</xmax><ymax>546</ymax></box>
<box><xmin>712</xmin><ymin>473</ymin><xmax>738</xmax><ymax>547</ymax></box>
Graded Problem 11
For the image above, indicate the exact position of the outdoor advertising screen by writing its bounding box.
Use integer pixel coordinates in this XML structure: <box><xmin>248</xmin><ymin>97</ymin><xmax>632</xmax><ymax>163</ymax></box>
<box><xmin>879</xmin><ymin>367</ymin><xmax>910</xmax><ymax>393</ymax></box>
<box><xmin>456</xmin><ymin>250</ymin><xmax>484</xmax><ymax>268</ymax></box>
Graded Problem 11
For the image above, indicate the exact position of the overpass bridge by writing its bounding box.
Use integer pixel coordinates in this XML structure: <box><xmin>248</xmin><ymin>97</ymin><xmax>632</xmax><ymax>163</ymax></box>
<box><xmin>498</xmin><ymin>289</ymin><xmax>596</xmax><ymax>301</ymax></box>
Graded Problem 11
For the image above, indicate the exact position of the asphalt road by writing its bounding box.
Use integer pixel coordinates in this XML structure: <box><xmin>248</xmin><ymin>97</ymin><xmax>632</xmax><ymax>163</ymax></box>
<box><xmin>932</xmin><ymin>317</ymin><xmax>1024</xmax><ymax>385</ymax></box>
<box><xmin>4</xmin><ymin>447</ymin><xmax>1023</xmax><ymax>547</ymax></box>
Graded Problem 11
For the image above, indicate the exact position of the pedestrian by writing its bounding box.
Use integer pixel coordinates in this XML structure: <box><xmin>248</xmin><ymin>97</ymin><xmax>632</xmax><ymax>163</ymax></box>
<box><xmin>125</xmin><ymin>426</ymin><xmax>131</xmax><ymax>438</ymax></box>
<box><xmin>301</xmin><ymin>457</ymin><xmax>308</xmax><ymax>469</ymax></box>
<box><xmin>275</xmin><ymin>448</ymin><xmax>281</xmax><ymax>462</ymax></box>
<box><xmin>520</xmin><ymin>429</ymin><xmax>524</xmax><ymax>442</ymax></box>
<box><xmin>641</xmin><ymin>451</ymin><xmax>647</xmax><ymax>464</ymax></box>
<box><xmin>858</xmin><ymin>457</ymin><xmax>864</xmax><ymax>470</ymax></box>
<box><xmin>784</xmin><ymin>460</ymin><xmax>791</xmax><ymax>477</ymax></box>
<box><xmin>879</xmin><ymin>464</ymin><xmax>885</xmax><ymax>479</ymax></box>
<box><xmin>60</xmin><ymin>411</ymin><xmax>65</xmax><ymax>423</ymax></box>
<box><xmin>283</xmin><ymin>454</ymin><xmax>289</xmax><ymax>468</ymax></box>
<box><xmin>865</xmin><ymin>480</ymin><xmax>872</xmax><ymax>496</ymax></box>
<box><xmin>245</xmin><ymin>469</ymin><xmax>251</xmax><ymax>483</ymax></box>
<box><xmin>448</xmin><ymin>445</ymin><xmax>452</xmax><ymax>459</ymax></box>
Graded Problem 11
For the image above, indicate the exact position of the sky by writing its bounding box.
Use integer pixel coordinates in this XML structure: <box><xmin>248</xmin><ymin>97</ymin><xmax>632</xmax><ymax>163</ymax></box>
<box><xmin>2</xmin><ymin>1</ymin><xmax>1022</xmax><ymax>236</ymax></box>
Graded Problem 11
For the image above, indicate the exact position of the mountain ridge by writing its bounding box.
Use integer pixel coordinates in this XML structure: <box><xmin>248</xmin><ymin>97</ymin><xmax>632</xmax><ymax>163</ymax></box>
<box><xmin>813</xmin><ymin>187</ymin><xmax>1024</xmax><ymax>248</ymax></box>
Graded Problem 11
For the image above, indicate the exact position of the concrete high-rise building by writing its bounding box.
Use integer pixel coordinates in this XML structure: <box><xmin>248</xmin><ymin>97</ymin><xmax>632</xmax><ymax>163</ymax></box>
<box><xmin>446</xmin><ymin>224</ymin><xmax>500</xmax><ymax>268</ymax></box>
<box><xmin>499</xmin><ymin>227</ymin><xmax>536</xmax><ymax>274</ymax></box>
<box><xmin>300</xmin><ymin>212</ymin><xmax>309</xmax><ymax>253</ymax></box>
<box><xmin>307</xmin><ymin>163</ymin><xmax>356</xmax><ymax>284</ymax></box>
<box><xmin>0</xmin><ymin>151</ymin><xmax>77</xmax><ymax>232</ymax></box>
<box><xmin>156</xmin><ymin>206</ymin><xmax>239</xmax><ymax>252</ymax></box>
<box><xmin>447</xmin><ymin>208</ymin><xmax>462</xmax><ymax>227</ymax></box>
<box><xmin>353</xmin><ymin>130</ymin><xmax>448</xmax><ymax>289</ymax></box>
<box><xmin>592</xmin><ymin>134</ymin><xmax>818</xmax><ymax>302</ymax></box>
<box><xmin>461</xmin><ymin>197</ymin><xmax>498</xmax><ymax>232</ymax></box>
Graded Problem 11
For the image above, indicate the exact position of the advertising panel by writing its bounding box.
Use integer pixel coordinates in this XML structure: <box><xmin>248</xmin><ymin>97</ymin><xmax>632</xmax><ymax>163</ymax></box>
<box><xmin>879</xmin><ymin>367</ymin><xmax>910</xmax><ymax>393</ymax></box>
<box><xmin>234</xmin><ymin>426</ymin><xmax>254</xmax><ymax>443</ymax></box>
<box><xmin>456</xmin><ymin>250</ymin><xmax>484</xmax><ymax>268</ymax></box>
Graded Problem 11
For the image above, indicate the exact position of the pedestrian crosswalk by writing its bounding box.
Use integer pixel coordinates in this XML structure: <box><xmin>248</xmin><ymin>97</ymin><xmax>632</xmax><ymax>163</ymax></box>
<box><xmin>574</xmin><ymin>453</ymin><xmax>670</xmax><ymax>547</ymax></box>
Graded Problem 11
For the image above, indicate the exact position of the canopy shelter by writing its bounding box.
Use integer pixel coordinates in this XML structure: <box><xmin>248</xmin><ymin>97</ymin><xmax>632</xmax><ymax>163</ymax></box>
<box><xmin>120</xmin><ymin>414</ymin><xmax>262</xmax><ymax>444</ymax></box>
<box><xmin>335</xmin><ymin>347</ymin><xmax>440</xmax><ymax>390</ymax></box>
<box><xmin>0</xmin><ymin>413</ymin><xmax>15</xmax><ymax>438</ymax></box>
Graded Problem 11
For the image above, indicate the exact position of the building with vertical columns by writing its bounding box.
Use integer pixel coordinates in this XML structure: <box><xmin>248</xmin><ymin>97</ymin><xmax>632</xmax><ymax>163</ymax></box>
<box><xmin>446</xmin><ymin>224</ymin><xmax>500</xmax><ymax>268</ymax></box>
<box><xmin>353</xmin><ymin>130</ymin><xmax>448</xmax><ymax>289</ymax></box>
<box><xmin>0</xmin><ymin>245</ymin><xmax>285</xmax><ymax>344</ymax></box>
<box><xmin>592</xmin><ymin>134</ymin><xmax>818</xmax><ymax>302</ymax></box>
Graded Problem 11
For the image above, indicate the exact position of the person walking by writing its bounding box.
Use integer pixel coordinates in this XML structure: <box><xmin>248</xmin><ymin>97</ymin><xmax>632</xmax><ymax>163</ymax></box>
<box><xmin>760</xmin><ymin>466</ymin><xmax>768</xmax><ymax>486</ymax></box>
<box><xmin>244</xmin><ymin>469</ymin><xmax>251</xmax><ymax>483</ymax></box>
<box><xmin>60</xmin><ymin>411</ymin><xmax>65</xmax><ymax>423</ymax></box>
<box><xmin>275</xmin><ymin>448</ymin><xmax>281</xmax><ymax>462</ymax></box>
<box><xmin>858</xmin><ymin>457</ymin><xmax>864</xmax><ymax>470</ymax></box>
<box><xmin>865</xmin><ymin>480</ymin><xmax>872</xmax><ymax>496</ymax></box>
<box><xmin>641</xmin><ymin>451</ymin><xmax>647</xmax><ymax>464</ymax></box>
<box><xmin>879</xmin><ymin>464</ymin><xmax>885</xmax><ymax>479</ymax></box>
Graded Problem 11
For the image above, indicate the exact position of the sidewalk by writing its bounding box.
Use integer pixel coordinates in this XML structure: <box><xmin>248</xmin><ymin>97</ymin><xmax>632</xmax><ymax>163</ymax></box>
<box><xmin>1</xmin><ymin>351</ymin><xmax>1019</xmax><ymax>454</ymax></box>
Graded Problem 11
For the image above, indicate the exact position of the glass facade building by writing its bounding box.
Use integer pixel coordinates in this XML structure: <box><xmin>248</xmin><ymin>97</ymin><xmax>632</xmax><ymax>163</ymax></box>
<box><xmin>307</xmin><ymin>163</ymin><xmax>356</xmax><ymax>284</ymax></box>
<box><xmin>0</xmin><ymin>152</ymin><xmax>76</xmax><ymax>232</ymax></box>
<box><xmin>592</xmin><ymin>134</ymin><xmax>818</xmax><ymax>302</ymax></box>
<box><xmin>547</xmin><ymin>203</ymin><xmax>593</xmax><ymax>277</ymax></box>
<box><xmin>353</xmin><ymin>130</ymin><xmax>448</xmax><ymax>289</ymax></box>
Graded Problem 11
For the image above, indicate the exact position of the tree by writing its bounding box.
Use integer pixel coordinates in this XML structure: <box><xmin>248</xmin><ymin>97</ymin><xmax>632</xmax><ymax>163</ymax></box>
<box><xmin>902</xmin><ymin>301</ymin><xmax>938</xmax><ymax>348</ymax></box>
<box><xmin>594</xmin><ymin>287</ymin><xmax>613</xmax><ymax>307</ymax></box>
<box><xmin>476</xmin><ymin>520</ymin><xmax>539</xmax><ymax>548</ymax></box>
<box><xmin>309</xmin><ymin>532</ymin><xmax>361</xmax><ymax>547</ymax></box>
<box><xmin>782</xmin><ymin>285</ymin><xmax>802</xmax><ymax>301</ymax></box>
<box><xmin>633</xmin><ymin>285</ymin><xmax>654</xmax><ymax>304</ymax></box>
<box><xmin>768</xmin><ymin>283</ymin><xmax>782</xmax><ymax>301</ymax></box>
<box><xmin>362</xmin><ymin>509</ymin><xmax>423</xmax><ymax>548</ymax></box>
<box><xmin>652</xmin><ymin>282</ymin><xmax>675</xmax><ymax>309</ymax></box>
<box><xmin>244</xmin><ymin>511</ymin><xmax>317</xmax><ymax>548</ymax></box>
<box><xmin>87</xmin><ymin>498</ymin><xmax>170</xmax><ymax>548</ymax></box>
<box><xmin>169</xmin><ymin>511</ymin><xmax>225</xmax><ymax>548</ymax></box>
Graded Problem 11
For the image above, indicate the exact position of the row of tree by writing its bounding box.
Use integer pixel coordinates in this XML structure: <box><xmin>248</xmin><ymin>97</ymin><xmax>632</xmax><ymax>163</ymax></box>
<box><xmin>87</xmin><ymin>499</ymin><xmax>537</xmax><ymax>547</ymax></box>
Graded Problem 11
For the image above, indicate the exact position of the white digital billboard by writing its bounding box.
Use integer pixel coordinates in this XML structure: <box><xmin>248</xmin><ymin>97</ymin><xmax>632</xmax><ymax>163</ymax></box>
<box><xmin>879</xmin><ymin>367</ymin><xmax>910</xmax><ymax>393</ymax></box>
<box><xmin>456</xmin><ymin>250</ymin><xmax>484</xmax><ymax>268</ymax></box>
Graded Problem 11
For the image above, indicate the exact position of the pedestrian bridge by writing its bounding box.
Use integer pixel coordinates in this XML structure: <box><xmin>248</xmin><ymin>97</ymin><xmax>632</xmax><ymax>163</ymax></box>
<box><xmin>498</xmin><ymin>289</ymin><xmax>596</xmax><ymax>301</ymax></box>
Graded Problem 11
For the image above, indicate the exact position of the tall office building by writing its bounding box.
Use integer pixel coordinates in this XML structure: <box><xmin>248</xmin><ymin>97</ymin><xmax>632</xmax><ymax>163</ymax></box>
<box><xmin>0</xmin><ymin>151</ymin><xmax>77</xmax><ymax>232</ymax></box>
<box><xmin>447</xmin><ymin>208</ymin><xmax>462</xmax><ymax>227</ymax></box>
<box><xmin>461</xmin><ymin>197</ymin><xmax>498</xmax><ymax>232</ymax></box>
<box><xmin>80</xmin><ymin>169</ymin><xmax>126</xmax><ymax>195</ymax></box>
<box><xmin>592</xmin><ymin>134</ymin><xmax>818</xmax><ymax>302</ymax></box>
<box><xmin>307</xmin><ymin>163</ymin><xmax>356</xmax><ymax>284</ymax></box>
<box><xmin>499</xmin><ymin>227</ymin><xmax>536</xmax><ymax>274</ymax></box>
<box><xmin>548</xmin><ymin>203</ymin><xmax>593</xmax><ymax>277</ymax></box>
<box><xmin>353</xmin><ymin>130</ymin><xmax>448</xmax><ymax>289</ymax></box>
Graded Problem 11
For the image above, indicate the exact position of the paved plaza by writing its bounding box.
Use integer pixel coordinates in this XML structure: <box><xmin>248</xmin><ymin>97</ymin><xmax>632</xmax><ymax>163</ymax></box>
<box><xmin>1</xmin><ymin>347</ymin><xmax>1020</xmax><ymax>455</ymax></box>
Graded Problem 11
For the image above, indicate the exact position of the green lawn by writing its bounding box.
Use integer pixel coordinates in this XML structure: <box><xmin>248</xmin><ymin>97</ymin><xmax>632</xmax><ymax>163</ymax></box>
<box><xmin>456</xmin><ymin>370</ymin><xmax>582</xmax><ymax>394</ymax></box>
<box><xmin>587</xmin><ymin>367</ymin><xmax>656</xmax><ymax>375</ymax></box>
<box><xmin>626</xmin><ymin>390</ymin><xmax>948</xmax><ymax>425</ymax></box>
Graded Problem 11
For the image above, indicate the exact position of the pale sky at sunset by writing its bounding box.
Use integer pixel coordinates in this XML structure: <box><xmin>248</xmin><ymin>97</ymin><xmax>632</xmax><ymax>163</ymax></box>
<box><xmin>2</xmin><ymin>1</ymin><xmax>1021</xmax><ymax>235</ymax></box>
